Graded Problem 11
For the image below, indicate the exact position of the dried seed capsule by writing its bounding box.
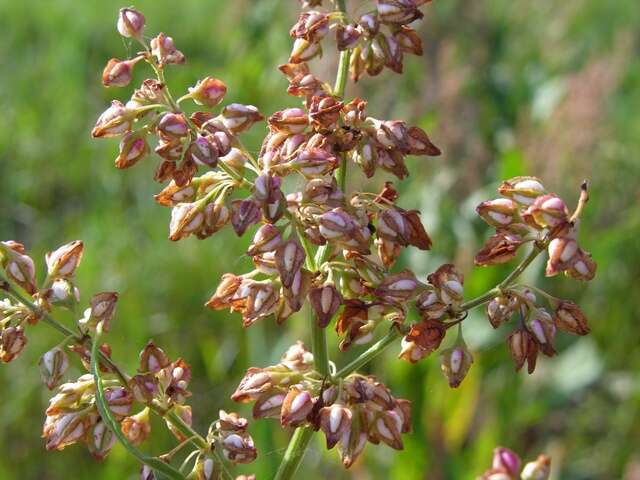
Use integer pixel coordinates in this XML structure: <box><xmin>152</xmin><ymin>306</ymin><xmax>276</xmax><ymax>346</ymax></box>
<box><xmin>116</xmin><ymin>131</ymin><xmax>149</xmax><ymax>169</ymax></box>
<box><xmin>439</xmin><ymin>345</ymin><xmax>474</xmax><ymax>388</ymax></box>
<box><xmin>45</xmin><ymin>240</ymin><xmax>84</xmax><ymax>278</ymax></box>
<box><xmin>128</xmin><ymin>79</ymin><xmax>165</xmax><ymax>108</ymax></box>
<box><xmin>87</xmin><ymin>420</ymin><xmax>117</xmax><ymax>461</ymax></box>
<box><xmin>336</xmin><ymin>24</ymin><xmax>362</xmax><ymax>50</ymax></box>
<box><xmin>319</xmin><ymin>403</ymin><xmax>353</xmax><ymax>449</ymax></box>
<box><xmin>476</xmin><ymin>198</ymin><xmax>520</xmax><ymax>228</ymax></box>
<box><xmin>528</xmin><ymin>309</ymin><xmax>556</xmax><ymax>357</ymax></box>
<box><xmin>309</xmin><ymin>283</ymin><xmax>342</xmax><ymax>328</ymax></box>
<box><xmin>289</xmin><ymin>38</ymin><xmax>322</xmax><ymax>63</ymax></box>
<box><xmin>104</xmin><ymin>386</ymin><xmax>133</xmax><ymax>419</ymax></box>
<box><xmin>150</xmin><ymin>32</ymin><xmax>185</xmax><ymax>66</ymax></box>
<box><xmin>43</xmin><ymin>411</ymin><xmax>89</xmax><ymax>451</ymax></box>
<box><xmin>231</xmin><ymin>368</ymin><xmax>274</xmax><ymax>403</ymax></box>
<box><xmin>187</xmin><ymin>77</ymin><xmax>227</xmax><ymax>107</ymax></box>
<box><xmin>395</xmin><ymin>25</ymin><xmax>423</xmax><ymax>55</ymax></box>
<box><xmin>498</xmin><ymin>176</ymin><xmax>546</xmax><ymax>206</ymax></box>
<box><xmin>247</xmin><ymin>224</ymin><xmax>283</xmax><ymax>256</ymax></box>
<box><xmin>554</xmin><ymin>300</ymin><xmax>590</xmax><ymax>335</ymax></box>
<box><xmin>309</xmin><ymin>95</ymin><xmax>343</xmax><ymax>130</ymax></box>
<box><xmin>486</xmin><ymin>295</ymin><xmax>515</xmax><ymax>329</ymax></box>
<box><xmin>79</xmin><ymin>292</ymin><xmax>118</xmax><ymax>333</ymax></box>
<box><xmin>280</xmin><ymin>341</ymin><xmax>314</xmax><ymax>371</ymax></box>
<box><xmin>1</xmin><ymin>243</ymin><xmax>37</xmax><ymax>294</ymax></box>
<box><xmin>428</xmin><ymin>264</ymin><xmax>464</xmax><ymax>306</ymax></box>
<box><xmin>566</xmin><ymin>249</ymin><xmax>596</xmax><ymax>281</ymax></box>
<box><xmin>338</xmin><ymin>418</ymin><xmax>368</xmax><ymax>468</ymax></box>
<box><xmin>102</xmin><ymin>57</ymin><xmax>142</xmax><ymax>87</ymax></box>
<box><xmin>371</xmin><ymin>410</ymin><xmax>404</xmax><ymax>450</ymax></box>
<box><xmin>290</xmin><ymin>11</ymin><xmax>330</xmax><ymax>42</ymax></box>
<box><xmin>138</xmin><ymin>341</ymin><xmax>170</xmax><ymax>373</ymax></box>
<box><xmin>291</xmin><ymin>148</ymin><xmax>338</xmax><ymax>177</ymax></box>
<box><xmin>128</xmin><ymin>374</ymin><xmax>159</xmax><ymax>404</ymax></box>
<box><xmin>373</xmin><ymin>270</ymin><xmax>418</xmax><ymax>304</ymax></box>
<box><xmin>220</xmin><ymin>103</ymin><xmax>264</xmax><ymax>133</ymax></box>
<box><xmin>522</xmin><ymin>194</ymin><xmax>569</xmax><ymax>229</ymax></box>
<box><xmin>92</xmin><ymin>100</ymin><xmax>135</xmax><ymax>138</ymax></box>
<box><xmin>280</xmin><ymin>386</ymin><xmax>314</xmax><ymax>427</ymax></box>
<box><xmin>39</xmin><ymin>347</ymin><xmax>69</xmax><ymax>390</ymax></box>
<box><xmin>492</xmin><ymin>447</ymin><xmax>522</xmax><ymax>478</ymax></box>
<box><xmin>231</xmin><ymin>199</ymin><xmax>261</xmax><ymax>237</ymax></box>
<box><xmin>253</xmin><ymin>390</ymin><xmax>286</xmax><ymax>419</ymax></box>
<box><xmin>521</xmin><ymin>455</ymin><xmax>551</xmax><ymax>480</ymax></box>
<box><xmin>399</xmin><ymin>320</ymin><xmax>446</xmax><ymax>363</ymax></box>
<box><xmin>359</xmin><ymin>12</ymin><xmax>380</xmax><ymax>36</ymax></box>
<box><xmin>507</xmin><ymin>329</ymin><xmax>538</xmax><ymax>374</ymax></box>
<box><xmin>158</xmin><ymin>112</ymin><xmax>189</xmax><ymax>139</ymax></box>
<box><xmin>206</xmin><ymin>274</ymin><xmax>243</xmax><ymax>310</ymax></box>
<box><xmin>0</xmin><ymin>326</ymin><xmax>28</xmax><ymax>363</ymax></box>
<box><xmin>117</xmin><ymin>8</ymin><xmax>145</xmax><ymax>39</ymax></box>
<box><xmin>215</xmin><ymin>410</ymin><xmax>249</xmax><ymax>433</ymax></box>
<box><xmin>220</xmin><ymin>431</ymin><xmax>257</xmax><ymax>464</ymax></box>
<box><xmin>283</xmin><ymin>268</ymin><xmax>313</xmax><ymax>312</ymax></box>
<box><xmin>121</xmin><ymin>408</ymin><xmax>151</xmax><ymax>446</ymax></box>
<box><xmin>475</xmin><ymin>231</ymin><xmax>525</xmax><ymax>267</ymax></box>
<box><xmin>377</xmin><ymin>0</ymin><xmax>423</xmax><ymax>25</ymax></box>
<box><xmin>275</xmin><ymin>240</ymin><xmax>305</xmax><ymax>289</ymax></box>
<box><xmin>269</xmin><ymin>107</ymin><xmax>309</xmax><ymax>134</ymax></box>
<box><xmin>374</xmin><ymin>119</ymin><xmax>409</xmax><ymax>150</ymax></box>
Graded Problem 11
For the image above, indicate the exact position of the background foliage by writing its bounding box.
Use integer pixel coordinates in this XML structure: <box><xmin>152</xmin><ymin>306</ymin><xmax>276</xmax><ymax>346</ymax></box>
<box><xmin>1</xmin><ymin>0</ymin><xmax>639</xmax><ymax>478</ymax></box>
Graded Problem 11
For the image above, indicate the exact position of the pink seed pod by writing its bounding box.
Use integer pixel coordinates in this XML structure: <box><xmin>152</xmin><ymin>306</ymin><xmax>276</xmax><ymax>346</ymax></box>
<box><xmin>280</xmin><ymin>386</ymin><xmax>314</xmax><ymax>427</ymax></box>
<box><xmin>309</xmin><ymin>283</ymin><xmax>342</xmax><ymax>328</ymax></box>
<box><xmin>116</xmin><ymin>131</ymin><xmax>149</xmax><ymax>169</ymax></box>
<box><xmin>150</xmin><ymin>33</ymin><xmax>185</xmax><ymax>66</ymax></box>
<box><xmin>39</xmin><ymin>347</ymin><xmax>69</xmax><ymax>390</ymax></box>
<box><xmin>319</xmin><ymin>403</ymin><xmax>353</xmax><ymax>449</ymax></box>
<box><xmin>121</xmin><ymin>408</ymin><xmax>151</xmax><ymax>446</ymax></box>
<box><xmin>187</xmin><ymin>77</ymin><xmax>227</xmax><ymax>108</ymax></box>
<box><xmin>92</xmin><ymin>100</ymin><xmax>136</xmax><ymax>138</ymax></box>
<box><xmin>138</xmin><ymin>341</ymin><xmax>170</xmax><ymax>374</ymax></box>
<box><xmin>45</xmin><ymin>240</ymin><xmax>84</xmax><ymax>278</ymax></box>
<box><xmin>102</xmin><ymin>57</ymin><xmax>142</xmax><ymax>88</ymax></box>
<box><xmin>439</xmin><ymin>345</ymin><xmax>474</xmax><ymax>388</ymax></box>
<box><xmin>507</xmin><ymin>329</ymin><xmax>539</xmax><ymax>374</ymax></box>
<box><xmin>117</xmin><ymin>8</ymin><xmax>145</xmax><ymax>39</ymax></box>
<box><xmin>492</xmin><ymin>447</ymin><xmax>522</xmax><ymax>477</ymax></box>
<box><xmin>275</xmin><ymin>240</ymin><xmax>305</xmax><ymax>289</ymax></box>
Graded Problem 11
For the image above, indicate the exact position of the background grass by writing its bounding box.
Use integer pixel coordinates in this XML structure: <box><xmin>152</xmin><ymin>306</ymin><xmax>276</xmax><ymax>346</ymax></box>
<box><xmin>1</xmin><ymin>0</ymin><xmax>640</xmax><ymax>478</ymax></box>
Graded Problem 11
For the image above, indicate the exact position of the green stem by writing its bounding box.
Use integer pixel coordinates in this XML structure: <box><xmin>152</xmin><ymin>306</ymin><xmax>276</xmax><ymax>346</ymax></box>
<box><xmin>498</xmin><ymin>241</ymin><xmax>544</xmax><ymax>289</ymax></box>
<box><xmin>273</xmin><ymin>427</ymin><xmax>314</xmax><ymax>480</ymax></box>
<box><xmin>164</xmin><ymin>410</ymin><xmax>208</xmax><ymax>450</ymax></box>
<box><xmin>333</xmin><ymin>242</ymin><xmax>548</xmax><ymax>380</ymax></box>
<box><xmin>311</xmin><ymin>321</ymin><xmax>330</xmax><ymax>377</ymax></box>
<box><xmin>0</xmin><ymin>270</ymin><xmax>211</xmax><ymax>460</ymax></box>
<box><xmin>91</xmin><ymin>329</ymin><xmax>186</xmax><ymax>480</ymax></box>
<box><xmin>334</xmin><ymin>326</ymin><xmax>403</xmax><ymax>379</ymax></box>
<box><xmin>333</xmin><ymin>50</ymin><xmax>351</xmax><ymax>99</ymax></box>
<box><xmin>275</xmin><ymin>3</ymin><xmax>352</xmax><ymax>479</ymax></box>
<box><xmin>459</xmin><ymin>288</ymin><xmax>499</xmax><ymax>311</ymax></box>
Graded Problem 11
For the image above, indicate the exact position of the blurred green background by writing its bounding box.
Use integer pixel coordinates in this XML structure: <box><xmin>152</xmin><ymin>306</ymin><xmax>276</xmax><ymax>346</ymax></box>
<box><xmin>1</xmin><ymin>0</ymin><xmax>640</xmax><ymax>478</ymax></box>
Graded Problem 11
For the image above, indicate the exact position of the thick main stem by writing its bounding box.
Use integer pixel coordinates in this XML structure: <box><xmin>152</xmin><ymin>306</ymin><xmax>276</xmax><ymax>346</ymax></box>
<box><xmin>273</xmin><ymin>427</ymin><xmax>314</xmax><ymax>480</ymax></box>
<box><xmin>275</xmin><ymin>2</ymin><xmax>352</xmax><ymax>479</ymax></box>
